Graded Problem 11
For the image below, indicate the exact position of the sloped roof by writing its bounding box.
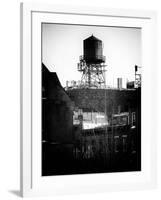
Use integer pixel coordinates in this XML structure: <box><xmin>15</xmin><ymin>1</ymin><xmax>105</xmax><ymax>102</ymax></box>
<box><xmin>42</xmin><ymin>62</ymin><xmax>62</xmax><ymax>87</ymax></box>
<box><xmin>42</xmin><ymin>63</ymin><xmax>74</xmax><ymax>107</ymax></box>
<box><xmin>84</xmin><ymin>35</ymin><xmax>101</xmax><ymax>41</ymax></box>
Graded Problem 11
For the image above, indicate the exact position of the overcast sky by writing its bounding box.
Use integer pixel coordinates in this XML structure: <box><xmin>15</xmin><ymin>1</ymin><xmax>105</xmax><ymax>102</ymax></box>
<box><xmin>42</xmin><ymin>23</ymin><xmax>141</xmax><ymax>88</ymax></box>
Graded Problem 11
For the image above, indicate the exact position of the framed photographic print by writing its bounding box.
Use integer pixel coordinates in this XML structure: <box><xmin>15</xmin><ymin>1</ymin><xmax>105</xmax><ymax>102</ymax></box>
<box><xmin>20</xmin><ymin>2</ymin><xmax>157</xmax><ymax>197</ymax></box>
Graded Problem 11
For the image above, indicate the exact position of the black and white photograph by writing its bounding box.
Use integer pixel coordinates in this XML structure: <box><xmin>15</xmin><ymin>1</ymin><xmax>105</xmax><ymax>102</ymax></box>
<box><xmin>42</xmin><ymin>23</ymin><xmax>141</xmax><ymax>176</ymax></box>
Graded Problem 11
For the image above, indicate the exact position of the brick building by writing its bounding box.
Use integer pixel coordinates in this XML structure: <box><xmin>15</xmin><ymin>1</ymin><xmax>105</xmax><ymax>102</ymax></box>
<box><xmin>67</xmin><ymin>87</ymin><xmax>141</xmax><ymax>172</ymax></box>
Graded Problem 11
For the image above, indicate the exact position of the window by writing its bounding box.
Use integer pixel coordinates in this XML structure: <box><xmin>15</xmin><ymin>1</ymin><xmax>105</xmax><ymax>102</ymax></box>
<box><xmin>132</xmin><ymin>112</ymin><xmax>136</xmax><ymax>126</ymax></box>
<box><xmin>122</xmin><ymin>135</ymin><xmax>127</xmax><ymax>152</ymax></box>
<box><xmin>114</xmin><ymin>136</ymin><xmax>119</xmax><ymax>153</ymax></box>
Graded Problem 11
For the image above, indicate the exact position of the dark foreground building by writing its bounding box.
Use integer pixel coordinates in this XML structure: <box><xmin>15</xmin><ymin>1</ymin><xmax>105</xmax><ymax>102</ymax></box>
<box><xmin>42</xmin><ymin>63</ymin><xmax>74</xmax><ymax>175</ymax></box>
<box><xmin>42</xmin><ymin>63</ymin><xmax>141</xmax><ymax>176</ymax></box>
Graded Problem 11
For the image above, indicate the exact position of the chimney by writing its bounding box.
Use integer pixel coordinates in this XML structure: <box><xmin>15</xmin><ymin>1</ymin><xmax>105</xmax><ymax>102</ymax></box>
<box><xmin>66</xmin><ymin>81</ymin><xmax>69</xmax><ymax>89</ymax></box>
<box><xmin>117</xmin><ymin>78</ymin><xmax>122</xmax><ymax>89</ymax></box>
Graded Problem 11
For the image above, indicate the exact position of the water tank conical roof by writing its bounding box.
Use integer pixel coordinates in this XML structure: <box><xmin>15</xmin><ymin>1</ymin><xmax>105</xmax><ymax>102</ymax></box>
<box><xmin>84</xmin><ymin>35</ymin><xmax>101</xmax><ymax>42</ymax></box>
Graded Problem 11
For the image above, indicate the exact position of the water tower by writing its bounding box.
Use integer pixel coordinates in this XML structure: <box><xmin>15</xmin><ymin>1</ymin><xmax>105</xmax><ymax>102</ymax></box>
<box><xmin>77</xmin><ymin>35</ymin><xmax>106</xmax><ymax>88</ymax></box>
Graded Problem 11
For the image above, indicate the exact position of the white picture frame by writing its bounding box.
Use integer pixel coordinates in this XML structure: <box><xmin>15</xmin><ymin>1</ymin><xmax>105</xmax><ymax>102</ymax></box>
<box><xmin>20</xmin><ymin>2</ymin><xmax>157</xmax><ymax>197</ymax></box>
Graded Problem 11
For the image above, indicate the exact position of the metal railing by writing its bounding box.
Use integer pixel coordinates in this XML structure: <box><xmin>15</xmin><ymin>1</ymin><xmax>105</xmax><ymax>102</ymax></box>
<box><xmin>79</xmin><ymin>55</ymin><xmax>106</xmax><ymax>63</ymax></box>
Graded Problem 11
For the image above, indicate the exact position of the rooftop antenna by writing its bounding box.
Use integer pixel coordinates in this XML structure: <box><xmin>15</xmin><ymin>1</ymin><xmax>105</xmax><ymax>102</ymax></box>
<box><xmin>135</xmin><ymin>65</ymin><xmax>141</xmax><ymax>88</ymax></box>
